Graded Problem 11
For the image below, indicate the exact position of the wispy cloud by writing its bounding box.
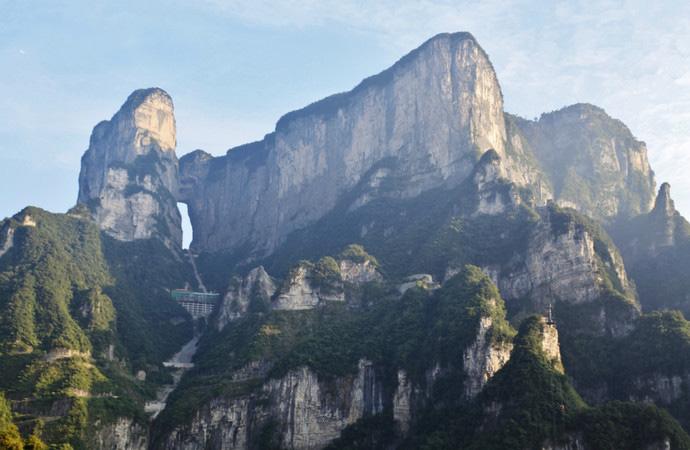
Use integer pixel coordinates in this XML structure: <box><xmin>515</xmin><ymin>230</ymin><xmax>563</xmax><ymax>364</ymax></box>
<box><xmin>2</xmin><ymin>0</ymin><xmax>690</xmax><ymax>217</ymax></box>
<box><xmin>199</xmin><ymin>0</ymin><xmax>690</xmax><ymax>214</ymax></box>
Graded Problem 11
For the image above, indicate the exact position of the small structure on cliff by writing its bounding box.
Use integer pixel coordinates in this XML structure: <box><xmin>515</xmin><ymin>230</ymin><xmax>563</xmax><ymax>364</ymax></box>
<box><xmin>546</xmin><ymin>303</ymin><xmax>555</xmax><ymax>325</ymax></box>
<box><xmin>171</xmin><ymin>289</ymin><xmax>219</xmax><ymax>319</ymax></box>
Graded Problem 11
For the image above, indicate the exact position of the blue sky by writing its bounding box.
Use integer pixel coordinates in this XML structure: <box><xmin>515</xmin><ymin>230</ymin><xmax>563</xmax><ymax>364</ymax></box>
<box><xmin>2</xmin><ymin>0</ymin><xmax>690</xmax><ymax>247</ymax></box>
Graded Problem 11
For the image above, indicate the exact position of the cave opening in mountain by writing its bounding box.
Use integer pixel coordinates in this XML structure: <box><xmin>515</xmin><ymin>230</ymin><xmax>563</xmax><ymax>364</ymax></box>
<box><xmin>177</xmin><ymin>202</ymin><xmax>193</xmax><ymax>250</ymax></box>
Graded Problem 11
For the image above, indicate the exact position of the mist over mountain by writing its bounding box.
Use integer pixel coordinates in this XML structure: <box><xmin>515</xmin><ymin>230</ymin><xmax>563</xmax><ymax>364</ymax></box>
<box><xmin>2</xmin><ymin>31</ymin><xmax>690</xmax><ymax>450</ymax></box>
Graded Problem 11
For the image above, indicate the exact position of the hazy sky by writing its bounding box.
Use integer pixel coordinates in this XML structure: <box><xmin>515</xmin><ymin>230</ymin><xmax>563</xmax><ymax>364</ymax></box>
<box><xmin>2</xmin><ymin>0</ymin><xmax>689</xmax><ymax>247</ymax></box>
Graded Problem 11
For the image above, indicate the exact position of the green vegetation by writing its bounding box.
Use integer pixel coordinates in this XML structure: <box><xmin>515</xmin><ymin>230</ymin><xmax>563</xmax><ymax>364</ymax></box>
<box><xmin>325</xmin><ymin>415</ymin><xmax>398</xmax><ymax>450</ymax></box>
<box><xmin>155</xmin><ymin>264</ymin><xmax>515</xmax><ymax>434</ymax></box>
<box><xmin>572</xmin><ymin>401</ymin><xmax>690</xmax><ymax>450</ymax></box>
<box><xmin>0</xmin><ymin>392</ymin><xmax>25</xmax><ymax>449</ymax></box>
<box><xmin>561</xmin><ymin>310</ymin><xmax>690</xmax><ymax>433</ymax></box>
<box><xmin>402</xmin><ymin>316</ymin><xmax>690</xmax><ymax>450</ymax></box>
<box><xmin>303</xmin><ymin>256</ymin><xmax>342</xmax><ymax>294</ymax></box>
<box><xmin>0</xmin><ymin>207</ymin><xmax>194</xmax><ymax>448</ymax></box>
<box><xmin>260</xmin><ymin>165</ymin><xmax>540</xmax><ymax>282</ymax></box>
<box><xmin>406</xmin><ymin>316</ymin><xmax>585</xmax><ymax>449</ymax></box>
<box><xmin>0</xmin><ymin>392</ymin><xmax>48</xmax><ymax>450</ymax></box>
<box><xmin>101</xmin><ymin>236</ymin><xmax>194</xmax><ymax>369</ymax></box>
<box><xmin>613</xmin><ymin>207</ymin><xmax>690</xmax><ymax>315</ymax></box>
<box><xmin>338</xmin><ymin>244</ymin><xmax>379</xmax><ymax>267</ymax></box>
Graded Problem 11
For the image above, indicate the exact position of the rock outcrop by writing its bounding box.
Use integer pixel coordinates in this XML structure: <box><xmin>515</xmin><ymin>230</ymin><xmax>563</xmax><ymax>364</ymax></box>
<box><xmin>78</xmin><ymin>88</ymin><xmax>182</xmax><ymax>248</ymax></box>
<box><xmin>510</xmin><ymin>104</ymin><xmax>656</xmax><ymax>222</ymax></box>
<box><xmin>91</xmin><ymin>418</ymin><xmax>148</xmax><ymax>450</ymax></box>
<box><xmin>463</xmin><ymin>313</ymin><xmax>513</xmax><ymax>397</ymax></box>
<box><xmin>397</xmin><ymin>274</ymin><xmax>440</xmax><ymax>295</ymax></box>
<box><xmin>178</xmin><ymin>32</ymin><xmax>542</xmax><ymax>256</ymax></box>
<box><xmin>472</xmin><ymin>149</ymin><xmax>523</xmax><ymax>215</ymax></box>
<box><xmin>611</xmin><ymin>183</ymin><xmax>690</xmax><ymax>313</ymax></box>
<box><xmin>272</xmin><ymin>255</ymin><xmax>382</xmax><ymax>311</ymax></box>
<box><xmin>158</xmin><ymin>360</ymin><xmax>384</xmax><ymax>450</ymax></box>
<box><xmin>216</xmin><ymin>267</ymin><xmax>276</xmax><ymax>330</ymax></box>
<box><xmin>630</xmin><ymin>373</ymin><xmax>689</xmax><ymax>405</ymax></box>
<box><xmin>641</xmin><ymin>183</ymin><xmax>688</xmax><ymax>253</ymax></box>
<box><xmin>476</xmin><ymin>204</ymin><xmax>638</xmax><ymax>335</ymax></box>
<box><xmin>536</xmin><ymin>316</ymin><xmax>564</xmax><ymax>372</ymax></box>
<box><xmin>0</xmin><ymin>221</ymin><xmax>14</xmax><ymax>258</ymax></box>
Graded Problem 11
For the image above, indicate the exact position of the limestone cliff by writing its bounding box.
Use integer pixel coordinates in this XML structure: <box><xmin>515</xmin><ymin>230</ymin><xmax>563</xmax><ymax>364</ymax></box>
<box><xmin>90</xmin><ymin>418</ymin><xmax>148</xmax><ymax>450</ymax></box>
<box><xmin>619</xmin><ymin>183</ymin><xmax>690</xmax><ymax>257</ymax></box>
<box><xmin>272</xmin><ymin>254</ymin><xmax>382</xmax><ymax>311</ymax></box>
<box><xmin>216</xmin><ymin>266</ymin><xmax>276</xmax><ymax>330</ymax></box>
<box><xmin>475</xmin><ymin>204</ymin><xmax>638</xmax><ymax>336</ymax></box>
<box><xmin>78</xmin><ymin>88</ymin><xmax>182</xmax><ymax>248</ymax></box>
<box><xmin>649</xmin><ymin>183</ymin><xmax>680</xmax><ymax>247</ymax></box>
<box><xmin>463</xmin><ymin>313</ymin><xmax>513</xmax><ymax>397</ymax></box>
<box><xmin>471</xmin><ymin>149</ymin><xmax>524</xmax><ymax>215</ymax></box>
<box><xmin>178</xmin><ymin>32</ymin><xmax>541</xmax><ymax>256</ymax></box>
<box><xmin>157</xmin><ymin>360</ymin><xmax>384</xmax><ymax>450</ymax></box>
<box><xmin>509</xmin><ymin>104</ymin><xmax>656</xmax><ymax>222</ymax></box>
<box><xmin>612</xmin><ymin>183</ymin><xmax>690</xmax><ymax>313</ymax></box>
<box><xmin>156</xmin><ymin>266</ymin><xmax>514</xmax><ymax>449</ymax></box>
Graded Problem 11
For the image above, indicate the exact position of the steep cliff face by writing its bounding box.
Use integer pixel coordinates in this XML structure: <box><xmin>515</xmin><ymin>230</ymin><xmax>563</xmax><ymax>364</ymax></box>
<box><xmin>90</xmin><ymin>418</ymin><xmax>148</xmax><ymax>450</ymax></box>
<box><xmin>272</xmin><ymin>254</ymin><xmax>382</xmax><ymax>311</ymax></box>
<box><xmin>617</xmin><ymin>183</ymin><xmax>690</xmax><ymax>257</ymax></box>
<box><xmin>216</xmin><ymin>266</ymin><xmax>277</xmax><ymax>330</ymax></box>
<box><xmin>649</xmin><ymin>183</ymin><xmax>680</xmax><ymax>248</ymax></box>
<box><xmin>471</xmin><ymin>149</ymin><xmax>524</xmax><ymax>215</ymax></box>
<box><xmin>273</xmin><ymin>264</ymin><xmax>337</xmax><ymax>310</ymax></box>
<box><xmin>0</xmin><ymin>219</ymin><xmax>15</xmax><ymax>258</ymax></box>
<box><xmin>155</xmin><ymin>265</ymin><xmax>516</xmax><ymax>449</ymax></box>
<box><xmin>179</xmin><ymin>32</ymin><xmax>543</xmax><ymax>256</ymax></box>
<box><xmin>78</xmin><ymin>88</ymin><xmax>182</xmax><ymax>248</ymax></box>
<box><xmin>158</xmin><ymin>360</ymin><xmax>384</xmax><ymax>450</ymax></box>
<box><xmin>475</xmin><ymin>204</ymin><xmax>637</xmax><ymax>335</ymax></box>
<box><xmin>510</xmin><ymin>104</ymin><xmax>656</xmax><ymax>222</ymax></box>
<box><xmin>613</xmin><ymin>184</ymin><xmax>690</xmax><ymax>313</ymax></box>
<box><xmin>463</xmin><ymin>314</ymin><xmax>513</xmax><ymax>397</ymax></box>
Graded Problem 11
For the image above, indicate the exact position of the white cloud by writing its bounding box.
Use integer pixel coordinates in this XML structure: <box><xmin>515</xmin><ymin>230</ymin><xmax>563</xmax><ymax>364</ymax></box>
<box><xmin>4</xmin><ymin>0</ymin><xmax>690</xmax><ymax>217</ymax></box>
<box><xmin>676</xmin><ymin>72</ymin><xmax>690</xmax><ymax>86</ymax></box>
<box><xmin>197</xmin><ymin>0</ymin><xmax>690</xmax><ymax>215</ymax></box>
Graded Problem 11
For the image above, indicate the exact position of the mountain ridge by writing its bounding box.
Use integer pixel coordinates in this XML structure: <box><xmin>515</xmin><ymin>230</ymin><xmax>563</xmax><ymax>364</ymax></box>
<box><xmin>3</xmin><ymin>30</ymin><xmax>690</xmax><ymax>449</ymax></box>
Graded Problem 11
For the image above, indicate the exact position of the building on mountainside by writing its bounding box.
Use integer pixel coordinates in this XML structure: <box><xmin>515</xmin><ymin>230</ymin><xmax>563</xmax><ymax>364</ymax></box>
<box><xmin>171</xmin><ymin>289</ymin><xmax>219</xmax><ymax>319</ymax></box>
<box><xmin>546</xmin><ymin>303</ymin><xmax>555</xmax><ymax>325</ymax></box>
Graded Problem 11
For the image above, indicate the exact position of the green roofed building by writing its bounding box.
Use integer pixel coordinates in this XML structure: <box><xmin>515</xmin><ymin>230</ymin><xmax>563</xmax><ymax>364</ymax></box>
<box><xmin>171</xmin><ymin>289</ymin><xmax>220</xmax><ymax>318</ymax></box>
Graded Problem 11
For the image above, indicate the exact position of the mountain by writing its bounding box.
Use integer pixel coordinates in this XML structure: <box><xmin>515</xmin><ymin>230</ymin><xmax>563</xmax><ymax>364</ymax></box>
<box><xmin>177</xmin><ymin>35</ymin><xmax>655</xmax><ymax>260</ymax></box>
<box><xmin>78</xmin><ymin>88</ymin><xmax>182</xmax><ymax>249</ymax></box>
<box><xmin>612</xmin><ymin>183</ymin><xmax>690</xmax><ymax>314</ymax></box>
<box><xmin>177</xmin><ymin>33</ymin><xmax>548</xmax><ymax>258</ymax></box>
<box><xmin>0</xmin><ymin>207</ymin><xmax>193</xmax><ymax>448</ymax></box>
<box><xmin>509</xmin><ymin>104</ymin><xmax>656</xmax><ymax>222</ymax></box>
<box><xmin>2</xmin><ymin>31</ymin><xmax>690</xmax><ymax>449</ymax></box>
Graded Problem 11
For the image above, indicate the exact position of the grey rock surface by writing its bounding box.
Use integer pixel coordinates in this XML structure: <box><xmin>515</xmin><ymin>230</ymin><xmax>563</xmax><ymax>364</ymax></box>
<box><xmin>178</xmin><ymin>33</ymin><xmax>541</xmax><ymax>256</ymax></box>
<box><xmin>78</xmin><ymin>88</ymin><xmax>182</xmax><ymax>248</ymax></box>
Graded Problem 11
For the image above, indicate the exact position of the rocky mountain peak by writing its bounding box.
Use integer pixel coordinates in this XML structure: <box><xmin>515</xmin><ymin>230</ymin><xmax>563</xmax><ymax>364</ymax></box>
<box><xmin>87</xmin><ymin>88</ymin><xmax>176</xmax><ymax>163</ymax></box>
<box><xmin>77</xmin><ymin>88</ymin><xmax>182</xmax><ymax>248</ymax></box>
<box><xmin>647</xmin><ymin>182</ymin><xmax>681</xmax><ymax>248</ymax></box>
<box><xmin>511</xmin><ymin>103</ymin><xmax>655</xmax><ymax>222</ymax></box>
<box><xmin>652</xmin><ymin>182</ymin><xmax>675</xmax><ymax>217</ymax></box>
<box><xmin>536</xmin><ymin>316</ymin><xmax>564</xmax><ymax>373</ymax></box>
<box><xmin>179</xmin><ymin>31</ymin><xmax>522</xmax><ymax>255</ymax></box>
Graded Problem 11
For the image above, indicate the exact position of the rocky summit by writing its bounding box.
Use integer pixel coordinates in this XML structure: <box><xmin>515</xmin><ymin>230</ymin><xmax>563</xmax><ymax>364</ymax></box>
<box><xmin>78</xmin><ymin>88</ymin><xmax>182</xmax><ymax>249</ymax></box>
<box><xmin>3</xmin><ymin>31</ymin><xmax>690</xmax><ymax>450</ymax></box>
